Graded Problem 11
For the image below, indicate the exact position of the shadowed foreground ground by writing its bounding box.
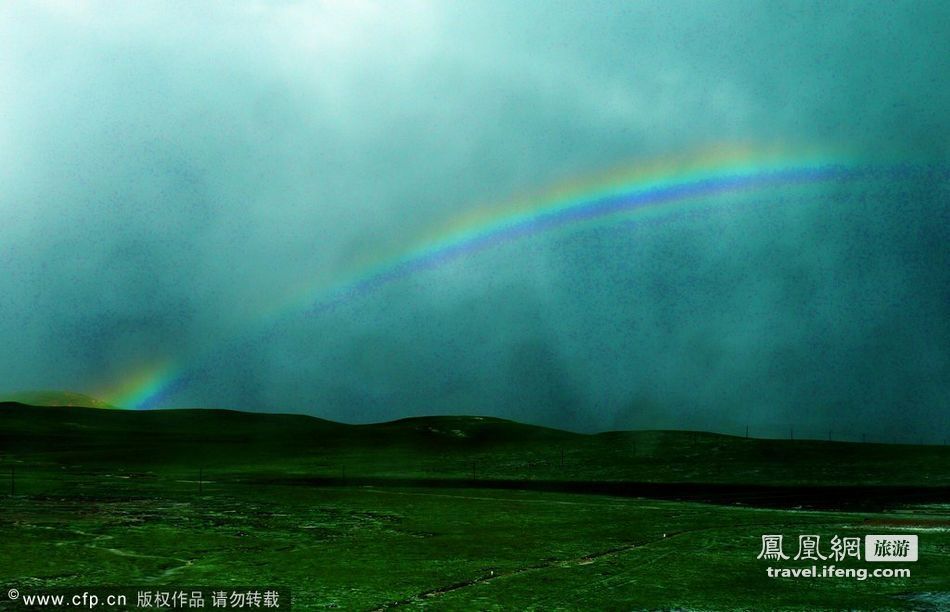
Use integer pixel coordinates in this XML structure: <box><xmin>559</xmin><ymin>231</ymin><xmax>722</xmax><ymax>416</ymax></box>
<box><xmin>1</xmin><ymin>403</ymin><xmax>948</xmax><ymax>610</ymax></box>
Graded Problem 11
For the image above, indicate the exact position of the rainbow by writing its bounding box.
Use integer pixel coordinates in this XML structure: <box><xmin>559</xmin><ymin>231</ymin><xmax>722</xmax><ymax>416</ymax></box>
<box><xmin>97</xmin><ymin>143</ymin><xmax>917</xmax><ymax>410</ymax></box>
<box><xmin>97</xmin><ymin>361</ymin><xmax>179</xmax><ymax>410</ymax></box>
<box><xmin>294</xmin><ymin>145</ymin><xmax>859</xmax><ymax>314</ymax></box>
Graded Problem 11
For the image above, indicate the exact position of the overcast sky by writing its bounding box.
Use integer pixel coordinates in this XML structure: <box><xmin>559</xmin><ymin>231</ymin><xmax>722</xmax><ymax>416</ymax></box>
<box><xmin>1</xmin><ymin>1</ymin><xmax>947</xmax><ymax>440</ymax></box>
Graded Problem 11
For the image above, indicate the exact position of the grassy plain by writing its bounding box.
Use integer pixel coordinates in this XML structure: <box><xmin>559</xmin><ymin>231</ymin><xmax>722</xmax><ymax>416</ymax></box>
<box><xmin>1</xmin><ymin>402</ymin><xmax>947</xmax><ymax>610</ymax></box>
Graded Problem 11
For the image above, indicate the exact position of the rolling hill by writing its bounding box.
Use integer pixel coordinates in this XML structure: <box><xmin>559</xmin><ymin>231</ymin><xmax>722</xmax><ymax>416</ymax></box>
<box><xmin>2</xmin><ymin>390</ymin><xmax>115</xmax><ymax>409</ymax></box>
<box><xmin>1</xmin><ymin>401</ymin><xmax>947</xmax><ymax>488</ymax></box>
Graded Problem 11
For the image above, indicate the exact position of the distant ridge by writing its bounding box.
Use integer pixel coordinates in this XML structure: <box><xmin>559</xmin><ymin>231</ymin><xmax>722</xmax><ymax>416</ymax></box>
<box><xmin>1</xmin><ymin>400</ymin><xmax>948</xmax><ymax>491</ymax></box>
<box><xmin>1</xmin><ymin>390</ymin><xmax>115</xmax><ymax>410</ymax></box>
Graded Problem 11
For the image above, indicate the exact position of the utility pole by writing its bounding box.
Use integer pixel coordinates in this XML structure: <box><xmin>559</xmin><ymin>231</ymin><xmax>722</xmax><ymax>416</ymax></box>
<box><xmin>198</xmin><ymin>467</ymin><xmax>203</xmax><ymax>495</ymax></box>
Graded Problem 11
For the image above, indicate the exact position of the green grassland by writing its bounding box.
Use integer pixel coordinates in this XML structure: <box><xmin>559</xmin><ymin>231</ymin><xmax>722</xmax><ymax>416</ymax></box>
<box><xmin>1</xmin><ymin>402</ymin><xmax>948</xmax><ymax>610</ymax></box>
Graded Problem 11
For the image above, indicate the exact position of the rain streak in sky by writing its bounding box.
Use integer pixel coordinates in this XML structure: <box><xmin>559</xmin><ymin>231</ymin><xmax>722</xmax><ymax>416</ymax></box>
<box><xmin>0</xmin><ymin>1</ymin><xmax>947</xmax><ymax>441</ymax></box>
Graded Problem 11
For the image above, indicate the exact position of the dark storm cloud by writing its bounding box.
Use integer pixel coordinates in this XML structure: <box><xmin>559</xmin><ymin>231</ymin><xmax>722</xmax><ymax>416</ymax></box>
<box><xmin>0</xmin><ymin>1</ymin><xmax>947</xmax><ymax>441</ymax></box>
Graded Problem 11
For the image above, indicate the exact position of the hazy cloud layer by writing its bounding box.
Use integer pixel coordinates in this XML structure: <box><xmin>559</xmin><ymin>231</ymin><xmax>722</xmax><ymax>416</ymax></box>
<box><xmin>1</xmin><ymin>1</ymin><xmax>947</xmax><ymax>440</ymax></box>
